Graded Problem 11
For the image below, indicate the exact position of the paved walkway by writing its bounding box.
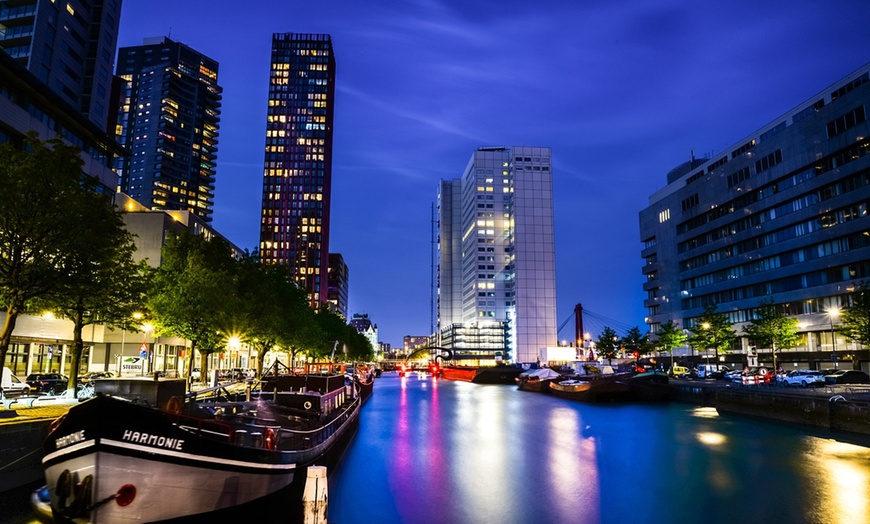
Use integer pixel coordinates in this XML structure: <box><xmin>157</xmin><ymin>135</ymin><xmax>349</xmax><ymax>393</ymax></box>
<box><xmin>0</xmin><ymin>397</ymin><xmax>77</xmax><ymax>425</ymax></box>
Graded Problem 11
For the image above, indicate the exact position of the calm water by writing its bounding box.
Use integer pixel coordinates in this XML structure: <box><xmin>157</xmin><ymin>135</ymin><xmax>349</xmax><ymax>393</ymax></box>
<box><xmin>5</xmin><ymin>373</ymin><xmax>870</xmax><ymax>523</ymax></box>
<box><xmin>328</xmin><ymin>372</ymin><xmax>870</xmax><ymax>524</ymax></box>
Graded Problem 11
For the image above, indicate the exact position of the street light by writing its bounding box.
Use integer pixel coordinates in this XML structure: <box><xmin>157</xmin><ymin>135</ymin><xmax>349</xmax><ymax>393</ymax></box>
<box><xmin>701</xmin><ymin>322</ymin><xmax>711</xmax><ymax>367</ymax></box>
<box><xmin>828</xmin><ymin>307</ymin><xmax>840</xmax><ymax>369</ymax></box>
<box><xmin>142</xmin><ymin>323</ymin><xmax>154</xmax><ymax>376</ymax></box>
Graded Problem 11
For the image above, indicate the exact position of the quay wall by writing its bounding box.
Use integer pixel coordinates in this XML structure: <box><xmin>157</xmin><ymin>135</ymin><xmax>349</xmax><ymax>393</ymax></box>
<box><xmin>670</xmin><ymin>382</ymin><xmax>870</xmax><ymax>437</ymax></box>
<box><xmin>0</xmin><ymin>419</ymin><xmax>52</xmax><ymax>492</ymax></box>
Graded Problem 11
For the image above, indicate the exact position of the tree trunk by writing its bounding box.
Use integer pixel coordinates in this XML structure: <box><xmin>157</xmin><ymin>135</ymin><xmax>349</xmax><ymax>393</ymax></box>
<box><xmin>68</xmin><ymin>305</ymin><xmax>86</xmax><ymax>393</ymax></box>
<box><xmin>0</xmin><ymin>302</ymin><xmax>21</xmax><ymax>377</ymax></box>
<box><xmin>187</xmin><ymin>338</ymin><xmax>198</xmax><ymax>382</ymax></box>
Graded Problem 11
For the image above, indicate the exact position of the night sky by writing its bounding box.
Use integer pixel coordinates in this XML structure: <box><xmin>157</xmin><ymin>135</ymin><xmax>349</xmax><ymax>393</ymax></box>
<box><xmin>117</xmin><ymin>0</ymin><xmax>870</xmax><ymax>347</ymax></box>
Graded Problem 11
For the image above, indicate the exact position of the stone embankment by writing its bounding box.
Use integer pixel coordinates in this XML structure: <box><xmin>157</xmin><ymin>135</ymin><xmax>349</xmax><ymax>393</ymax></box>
<box><xmin>669</xmin><ymin>378</ymin><xmax>870</xmax><ymax>436</ymax></box>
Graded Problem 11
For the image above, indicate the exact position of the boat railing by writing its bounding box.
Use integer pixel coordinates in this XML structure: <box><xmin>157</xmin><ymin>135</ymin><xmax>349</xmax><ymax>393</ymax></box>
<box><xmin>276</xmin><ymin>396</ymin><xmax>361</xmax><ymax>450</ymax></box>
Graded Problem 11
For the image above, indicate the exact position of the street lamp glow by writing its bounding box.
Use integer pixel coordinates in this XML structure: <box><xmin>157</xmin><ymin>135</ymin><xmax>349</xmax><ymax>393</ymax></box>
<box><xmin>142</xmin><ymin>323</ymin><xmax>154</xmax><ymax>334</ymax></box>
<box><xmin>701</xmin><ymin>322</ymin><xmax>710</xmax><ymax>330</ymax></box>
<box><xmin>828</xmin><ymin>307</ymin><xmax>841</xmax><ymax>320</ymax></box>
<box><xmin>133</xmin><ymin>312</ymin><xmax>143</xmax><ymax>320</ymax></box>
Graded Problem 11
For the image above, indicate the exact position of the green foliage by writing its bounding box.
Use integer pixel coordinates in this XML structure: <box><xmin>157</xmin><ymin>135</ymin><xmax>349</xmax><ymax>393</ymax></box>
<box><xmin>148</xmin><ymin>230</ymin><xmax>238</xmax><ymax>380</ymax></box>
<box><xmin>36</xmin><ymin>181</ymin><xmax>151</xmax><ymax>389</ymax></box>
<box><xmin>743</xmin><ymin>299</ymin><xmax>799</xmax><ymax>350</ymax></box>
<box><xmin>0</xmin><ymin>134</ymin><xmax>110</xmax><ymax>375</ymax></box>
<box><xmin>840</xmin><ymin>282</ymin><xmax>870</xmax><ymax>346</ymax></box>
<box><xmin>234</xmin><ymin>253</ymin><xmax>321</xmax><ymax>376</ymax></box>
<box><xmin>655</xmin><ymin>320</ymin><xmax>687</xmax><ymax>355</ymax></box>
<box><xmin>596</xmin><ymin>326</ymin><xmax>621</xmax><ymax>362</ymax></box>
<box><xmin>688</xmin><ymin>304</ymin><xmax>737</xmax><ymax>357</ymax></box>
<box><xmin>621</xmin><ymin>326</ymin><xmax>652</xmax><ymax>356</ymax></box>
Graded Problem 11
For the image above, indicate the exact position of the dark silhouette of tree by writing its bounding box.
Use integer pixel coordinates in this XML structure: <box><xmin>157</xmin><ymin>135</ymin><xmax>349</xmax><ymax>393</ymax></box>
<box><xmin>0</xmin><ymin>134</ymin><xmax>111</xmax><ymax>376</ymax></box>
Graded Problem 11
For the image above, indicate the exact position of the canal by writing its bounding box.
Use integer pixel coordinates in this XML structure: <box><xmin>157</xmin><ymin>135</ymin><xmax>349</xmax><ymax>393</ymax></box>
<box><xmin>4</xmin><ymin>372</ymin><xmax>870</xmax><ymax>523</ymax></box>
<box><xmin>328</xmin><ymin>372</ymin><xmax>870</xmax><ymax>524</ymax></box>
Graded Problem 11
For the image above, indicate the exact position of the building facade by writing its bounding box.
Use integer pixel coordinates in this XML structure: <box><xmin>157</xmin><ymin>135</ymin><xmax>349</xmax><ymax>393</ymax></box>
<box><xmin>640</xmin><ymin>62</ymin><xmax>870</xmax><ymax>372</ymax></box>
<box><xmin>349</xmin><ymin>313</ymin><xmax>377</xmax><ymax>353</ymax></box>
<box><xmin>259</xmin><ymin>33</ymin><xmax>335</xmax><ymax>308</ymax></box>
<box><xmin>115</xmin><ymin>37</ymin><xmax>222</xmax><ymax>221</ymax></box>
<box><xmin>0</xmin><ymin>0</ymin><xmax>122</xmax><ymax>132</ymax></box>
<box><xmin>437</xmin><ymin>146</ymin><xmax>557</xmax><ymax>364</ymax></box>
<box><xmin>327</xmin><ymin>253</ymin><xmax>349</xmax><ymax>319</ymax></box>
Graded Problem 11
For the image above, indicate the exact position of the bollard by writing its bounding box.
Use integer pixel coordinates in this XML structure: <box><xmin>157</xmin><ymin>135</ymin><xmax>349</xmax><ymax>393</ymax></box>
<box><xmin>302</xmin><ymin>465</ymin><xmax>328</xmax><ymax>524</ymax></box>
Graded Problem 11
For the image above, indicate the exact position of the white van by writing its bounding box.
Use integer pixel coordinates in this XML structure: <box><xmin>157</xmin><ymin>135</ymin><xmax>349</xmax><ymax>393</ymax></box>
<box><xmin>696</xmin><ymin>364</ymin><xmax>725</xmax><ymax>379</ymax></box>
<box><xmin>2</xmin><ymin>367</ymin><xmax>31</xmax><ymax>397</ymax></box>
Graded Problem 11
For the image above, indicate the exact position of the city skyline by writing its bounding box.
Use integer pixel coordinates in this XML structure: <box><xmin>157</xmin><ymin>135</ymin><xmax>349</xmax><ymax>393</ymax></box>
<box><xmin>116</xmin><ymin>0</ymin><xmax>870</xmax><ymax>347</ymax></box>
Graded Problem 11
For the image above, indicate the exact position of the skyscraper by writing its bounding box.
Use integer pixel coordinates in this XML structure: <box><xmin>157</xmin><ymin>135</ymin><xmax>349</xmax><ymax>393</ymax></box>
<box><xmin>115</xmin><ymin>37</ymin><xmax>222</xmax><ymax>222</ymax></box>
<box><xmin>0</xmin><ymin>0</ymin><xmax>122</xmax><ymax>132</ymax></box>
<box><xmin>259</xmin><ymin>33</ymin><xmax>335</xmax><ymax>307</ymax></box>
<box><xmin>437</xmin><ymin>146</ymin><xmax>557</xmax><ymax>364</ymax></box>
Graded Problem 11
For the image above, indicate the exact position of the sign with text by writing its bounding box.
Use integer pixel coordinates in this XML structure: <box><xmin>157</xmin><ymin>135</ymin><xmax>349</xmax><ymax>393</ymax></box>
<box><xmin>120</xmin><ymin>356</ymin><xmax>145</xmax><ymax>376</ymax></box>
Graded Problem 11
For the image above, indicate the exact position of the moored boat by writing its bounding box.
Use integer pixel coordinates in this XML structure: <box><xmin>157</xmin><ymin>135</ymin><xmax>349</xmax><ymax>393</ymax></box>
<box><xmin>41</xmin><ymin>372</ymin><xmax>363</xmax><ymax>523</ymax></box>
<box><xmin>548</xmin><ymin>371</ymin><xmax>633</xmax><ymax>402</ymax></box>
<box><xmin>516</xmin><ymin>368</ymin><xmax>567</xmax><ymax>393</ymax></box>
<box><xmin>629</xmin><ymin>370</ymin><xmax>670</xmax><ymax>401</ymax></box>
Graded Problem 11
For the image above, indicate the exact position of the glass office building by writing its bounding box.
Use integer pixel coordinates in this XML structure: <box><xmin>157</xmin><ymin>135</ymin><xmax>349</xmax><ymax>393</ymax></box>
<box><xmin>438</xmin><ymin>146</ymin><xmax>557</xmax><ymax>364</ymax></box>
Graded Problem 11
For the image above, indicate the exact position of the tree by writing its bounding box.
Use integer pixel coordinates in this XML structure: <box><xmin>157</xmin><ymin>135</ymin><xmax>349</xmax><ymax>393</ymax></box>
<box><xmin>0</xmin><ymin>134</ymin><xmax>104</xmax><ymax>375</ymax></box>
<box><xmin>38</xmin><ymin>190</ymin><xmax>151</xmax><ymax>391</ymax></box>
<box><xmin>840</xmin><ymin>282</ymin><xmax>870</xmax><ymax>346</ymax></box>
<box><xmin>743</xmin><ymin>298</ymin><xmax>799</xmax><ymax>373</ymax></box>
<box><xmin>655</xmin><ymin>320</ymin><xmax>687</xmax><ymax>374</ymax></box>
<box><xmin>235</xmin><ymin>253</ymin><xmax>319</xmax><ymax>377</ymax></box>
<box><xmin>148</xmin><ymin>230</ymin><xmax>238</xmax><ymax>384</ymax></box>
<box><xmin>688</xmin><ymin>304</ymin><xmax>737</xmax><ymax>366</ymax></box>
<box><xmin>596</xmin><ymin>326</ymin><xmax>621</xmax><ymax>363</ymax></box>
<box><xmin>621</xmin><ymin>326</ymin><xmax>653</xmax><ymax>362</ymax></box>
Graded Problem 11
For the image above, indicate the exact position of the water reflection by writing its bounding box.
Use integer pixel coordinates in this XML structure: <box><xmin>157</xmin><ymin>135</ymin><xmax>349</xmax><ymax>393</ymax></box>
<box><xmin>329</xmin><ymin>374</ymin><xmax>870</xmax><ymax>524</ymax></box>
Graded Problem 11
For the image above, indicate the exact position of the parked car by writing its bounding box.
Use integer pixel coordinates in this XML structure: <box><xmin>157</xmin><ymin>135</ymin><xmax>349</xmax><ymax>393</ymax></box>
<box><xmin>824</xmin><ymin>370</ymin><xmax>870</xmax><ymax>385</ymax></box>
<box><xmin>25</xmin><ymin>373</ymin><xmax>69</xmax><ymax>395</ymax></box>
<box><xmin>2</xmin><ymin>367</ymin><xmax>31</xmax><ymax>397</ymax></box>
<box><xmin>696</xmin><ymin>364</ymin><xmax>727</xmax><ymax>379</ymax></box>
<box><xmin>79</xmin><ymin>371</ymin><xmax>114</xmax><ymax>383</ymax></box>
<box><xmin>668</xmin><ymin>365</ymin><xmax>690</xmax><ymax>378</ymax></box>
<box><xmin>724</xmin><ymin>368</ymin><xmax>745</xmax><ymax>381</ymax></box>
<box><xmin>731</xmin><ymin>367</ymin><xmax>773</xmax><ymax>384</ymax></box>
<box><xmin>782</xmin><ymin>369</ymin><xmax>824</xmax><ymax>387</ymax></box>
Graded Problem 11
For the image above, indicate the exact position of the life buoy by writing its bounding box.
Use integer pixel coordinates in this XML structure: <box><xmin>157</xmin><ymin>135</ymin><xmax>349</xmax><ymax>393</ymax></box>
<box><xmin>165</xmin><ymin>397</ymin><xmax>182</xmax><ymax>414</ymax></box>
<box><xmin>265</xmin><ymin>428</ymin><xmax>277</xmax><ymax>450</ymax></box>
<box><xmin>303</xmin><ymin>401</ymin><xmax>312</xmax><ymax>410</ymax></box>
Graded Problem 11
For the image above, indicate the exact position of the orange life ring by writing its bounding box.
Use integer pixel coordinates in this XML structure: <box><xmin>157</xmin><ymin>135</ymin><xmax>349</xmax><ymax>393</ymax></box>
<box><xmin>165</xmin><ymin>397</ymin><xmax>183</xmax><ymax>414</ymax></box>
<box><xmin>265</xmin><ymin>428</ymin><xmax>277</xmax><ymax>450</ymax></box>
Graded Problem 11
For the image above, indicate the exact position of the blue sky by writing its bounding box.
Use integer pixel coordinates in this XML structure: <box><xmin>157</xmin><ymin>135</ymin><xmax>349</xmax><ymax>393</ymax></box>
<box><xmin>117</xmin><ymin>0</ymin><xmax>870</xmax><ymax>347</ymax></box>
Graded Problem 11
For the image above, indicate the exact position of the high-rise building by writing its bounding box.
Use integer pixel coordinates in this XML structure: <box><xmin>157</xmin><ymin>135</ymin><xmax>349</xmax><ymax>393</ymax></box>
<box><xmin>115</xmin><ymin>37</ymin><xmax>222</xmax><ymax>222</ymax></box>
<box><xmin>640</xmin><ymin>62</ymin><xmax>870</xmax><ymax>368</ymax></box>
<box><xmin>327</xmin><ymin>253</ymin><xmax>349</xmax><ymax>319</ymax></box>
<box><xmin>437</xmin><ymin>146</ymin><xmax>557</xmax><ymax>364</ymax></box>
<box><xmin>259</xmin><ymin>33</ymin><xmax>335</xmax><ymax>307</ymax></box>
<box><xmin>0</xmin><ymin>0</ymin><xmax>122</xmax><ymax>132</ymax></box>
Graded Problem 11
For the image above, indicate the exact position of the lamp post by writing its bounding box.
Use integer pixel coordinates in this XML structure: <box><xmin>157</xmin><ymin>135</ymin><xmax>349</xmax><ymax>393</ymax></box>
<box><xmin>701</xmin><ymin>322</ymin><xmax>711</xmax><ymax>367</ymax></box>
<box><xmin>142</xmin><ymin>323</ymin><xmax>154</xmax><ymax>376</ymax></box>
<box><xmin>828</xmin><ymin>307</ymin><xmax>840</xmax><ymax>369</ymax></box>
